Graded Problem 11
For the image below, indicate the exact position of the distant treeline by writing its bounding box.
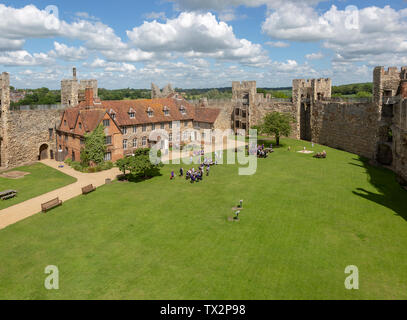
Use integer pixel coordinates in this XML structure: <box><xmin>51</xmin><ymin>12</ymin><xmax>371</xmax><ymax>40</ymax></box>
<box><xmin>10</xmin><ymin>87</ymin><xmax>61</xmax><ymax>107</ymax></box>
<box><xmin>331</xmin><ymin>83</ymin><xmax>373</xmax><ymax>97</ymax></box>
<box><xmin>9</xmin><ymin>82</ymin><xmax>374</xmax><ymax>106</ymax></box>
<box><xmin>98</xmin><ymin>88</ymin><xmax>151</xmax><ymax>100</ymax></box>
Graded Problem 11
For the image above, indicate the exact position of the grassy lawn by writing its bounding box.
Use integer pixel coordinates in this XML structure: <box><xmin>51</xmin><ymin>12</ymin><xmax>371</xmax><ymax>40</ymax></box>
<box><xmin>0</xmin><ymin>163</ymin><xmax>77</xmax><ymax>210</ymax></box>
<box><xmin>0</xmin><ymin>138</ymin><xmax>406</xmax><ymax>299</ymax></box>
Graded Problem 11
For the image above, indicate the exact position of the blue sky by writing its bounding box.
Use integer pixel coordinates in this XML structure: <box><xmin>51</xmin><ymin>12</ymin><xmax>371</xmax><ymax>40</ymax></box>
<box><xmin>1</xmin><ymin>0</ymin><xmax>407</xmax><ymax>89</ymax></box>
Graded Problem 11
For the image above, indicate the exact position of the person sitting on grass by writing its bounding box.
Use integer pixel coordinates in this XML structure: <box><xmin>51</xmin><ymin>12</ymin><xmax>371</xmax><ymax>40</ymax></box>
<box><xmin>170</xmin><ymin>171</ymin><xmax>175</xmax><ymax>180</ymax></box>
<box><xmin>180</xmin><ymin>167</ymin><xmax>184</xmax><ymax>177</ymax></box>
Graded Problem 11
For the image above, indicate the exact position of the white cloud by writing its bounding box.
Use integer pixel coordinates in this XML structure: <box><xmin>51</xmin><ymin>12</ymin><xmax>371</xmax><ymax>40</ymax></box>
<box><xmin>0</xmin><ymin>50</ymin><xmax>53</xmax><ymax>66</ymax></box>
<box><xmin>305</xmin><ymin>52</ymin><xmax>323</xmax><ymax>60</ymax></box>
<box><xmin>265</xmin><ymin>41</ymin><xmax>290</xmax><ymax>48</ymax></box>
<box><xmin>262</xmin><ymin>4</ymin><xmax>407</xmax><ymax>66</ymax></box>
<box><xmin>84</xmin><ymin>58</ymin><xmax>136</xmax><ymax>73</ymax></box>
<box><xmin>127</xmin><ymin>12</ymin><xmax>269</xmax><ymax>65</ymax></box>
<box><xmin>144</xmin><ymin>12</ymin><xmax>167</xmax><ymax>20</ymax></box>
<box><xmin>48</xmin><ymin>42</ymin><xmax>88</xmax><ymax>61</ymax></box>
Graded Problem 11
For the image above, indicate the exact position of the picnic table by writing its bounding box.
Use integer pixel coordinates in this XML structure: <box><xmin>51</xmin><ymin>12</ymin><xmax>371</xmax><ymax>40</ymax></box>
<box><xmin>0</xmin><ymin>190</ymin><xmax>17</xmax><ymax>200</ymax></box>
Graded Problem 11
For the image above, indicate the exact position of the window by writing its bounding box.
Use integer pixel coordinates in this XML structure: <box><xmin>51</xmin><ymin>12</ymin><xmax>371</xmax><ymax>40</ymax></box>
<box><xmin>133</xmin><ymin>126</ymin><xmax>137</xmax><ymax>133</ymax></box>
<box><xmin>169</xmin><ymin>122</ymin><xmax>173</xmax><ymax>129</ymax></box>
<box><xmin>64</xmin><ymin>134</ymin><xmax>68</xmax><ymax>142</ymax></box>
<box><xmin>49</xmin><ymin>128</ymin><xmax>53</xmax><ymax>139</ymax></box>
<box><xmin>64</xmin><ymin>120</ymin><xmax>67</xmax><ymax>126</ymax></box>
<box><xmin>122</xmin><ymin>126</ymin><xmax>127</xmax><ymax>135</ymax></box>
<box><xmin>129</xmin><ymin>112</ymin><xmax>135</xmax><ymax>119</ymax></box>
<box><xmin>164</xmin><ymin>106</ymin><xmax>170</xmax><ymax>116</ymax></box>
<box><xmin>161</xmin><ymin>123</ymin><xmax>165</xmax><ymax>130</ymax></box>
<box><xmin>133</xmin><ymin>138</ymin><xmax>137</xmax><ymax>148</ymax></box>
<box><xmin>142</xmin><ymin>124</ymin><xmax>147</xmax><ymax>132</ymax></box>
<box><xmin>79</xmin><ymin>122</ymin><xmax>82</xmax><ymax>129</ymax></box>
<box><xmin>169</xmin><ymin>133</ymin><xmax>172</xmax><ymax>142</ymax></box>
<box><xmin>103</xmin><ymin>119</ymin><xmax>110</xmax><ymax>127</ymax></box>
<box><xmin>147</xmin><ymin>108</ymin><xmax>154</xmax><ymax>117</ymax></box>
<box><xmin>184</xmin><ymin>121</ymin><xmax>188</xmax><ymax>127</ymax></box>
<box><xmin>80</xmin><ymin>138</ymin><xmax>85</xmax><ymax>145</ymax></box>
<box><xmin>152</xmin><ymin>123</ymin><xmax>156</xmax><ymax>131</ymax></box>
<box><xmin>142</xmin><ymin>137</ymin><xmax>147</xmax><ymax>146</ymax></box>
<box><xmin>123</xmin><ymin>139</ymin><xmax>128</xmax><ymax>150</ymax></box>
<box><xmin>104</xmin><ymin>152</ymin><xmax>112</xmax><ymax>161</ymax></box>
<box><xmin>111</xmin><ymin>114</ymin><xmax>116</xmax><ymax>120</ymax></box>
<box><xmin>105</xmin><ymin>136</ymin><xmax>112</xmax><ymax>145</ymax></box>
<box><xmin>180</xmin><ymin>105</ymin><xmax>186</xmax><ymax>115</ymax></box>
<box><xmin>183</xmin><ymin>131</ymin><xmax>189</xmax><ymax>141</ymax></box>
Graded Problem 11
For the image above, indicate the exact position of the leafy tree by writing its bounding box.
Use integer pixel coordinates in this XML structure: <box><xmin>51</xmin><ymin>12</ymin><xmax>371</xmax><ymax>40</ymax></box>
<box><xmin>260</xmin><ymin>112</ymin><xmax>295</xmax><ymax>146</ymax></box>
<box><xmin>117</xmin><ymin>148</ymin><xmax>163</xmax><ymax>180</ymax></box>
<box><xmin>116</xmin><ymin>157</ymin><xmax>131</xmax><ymax>175</ymax></box>
<box><xmin>81</xmin><ymin>125</ymin><xmax>106</xmax><ymax>166</ymax></box>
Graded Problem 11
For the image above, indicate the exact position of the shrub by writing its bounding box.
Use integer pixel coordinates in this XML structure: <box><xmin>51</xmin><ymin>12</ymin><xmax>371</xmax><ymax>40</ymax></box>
<box><xmin>64</xmin><ymin>158</ymin><xmax>72</xmax><ymax>166</ymax></box>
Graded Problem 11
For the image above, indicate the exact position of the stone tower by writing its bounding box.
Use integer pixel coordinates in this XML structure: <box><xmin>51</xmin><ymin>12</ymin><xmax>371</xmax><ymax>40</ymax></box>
<box><xmin>151</xmin><ymin>83</ymin><xmax>175</xmax><ymax>99</ymax></box>
<box><xmin>0</xmin><ymin>72</ymin><xmax>10</xmax><ymax>168</ymax></box>
<box><xmin>61</xmin><ymin>68</ymin><xmax>98</xmax><ymax>108</ymax></box>
<box><xmin>232</xmin><ymin>81</ymin><xmax>257</xmax><ymax>133</ymax></box>
<box><xmin>292</xmin><ymin>78</ymin><xmax>332</xmax><ymax>141</ymax></box>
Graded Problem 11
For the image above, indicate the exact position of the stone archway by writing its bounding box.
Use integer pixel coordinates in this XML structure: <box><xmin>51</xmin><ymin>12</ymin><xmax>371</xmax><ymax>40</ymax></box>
<box><xmin>39</xmin><ymin>144</ymin><xmax>49</xmax><ymax>160</ymax></box>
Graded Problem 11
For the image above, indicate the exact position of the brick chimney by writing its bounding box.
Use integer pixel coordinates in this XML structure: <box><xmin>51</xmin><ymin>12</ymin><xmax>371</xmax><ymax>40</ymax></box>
<box><xmin>85</xmin><ymin>87</ymin><xmax>94</xmax><ymax>107</ymax></box>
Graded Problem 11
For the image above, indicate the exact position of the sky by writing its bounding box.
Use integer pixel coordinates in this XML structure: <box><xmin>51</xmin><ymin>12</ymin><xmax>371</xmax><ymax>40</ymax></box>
<box><xmin>1</xmin><ymin>0</ymin><xmax>407</xmax><ymax>89</ymax></box>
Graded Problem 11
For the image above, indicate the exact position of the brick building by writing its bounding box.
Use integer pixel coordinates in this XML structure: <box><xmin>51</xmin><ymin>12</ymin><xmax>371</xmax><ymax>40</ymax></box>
<box><xmin>56</xmin><ymin>88</ymin><xmax>221</xmax><ymax>162</ymax></box>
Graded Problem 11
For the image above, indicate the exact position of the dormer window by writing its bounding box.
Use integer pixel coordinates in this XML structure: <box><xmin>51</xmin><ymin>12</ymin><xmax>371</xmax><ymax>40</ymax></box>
<box><xmin>79</xmin><ymin>122</ymin><xmax>82</xmax><ymax>129</ymax></box>
<box><xmin>180</xmin><ymin>105</ymin><xmax>187</xmax><ymax>115</ymax></box>
<box><xmin>163</xmin><ymin>106</ymin><xmax>170</xmax><ymax>116</ymax></box>
<box><xmin>109</xmin><ymin>109</ymin><xmax>116</xmax><ymax>120</ymax></box>
<box><xmin>128</xmin><ymin>108</ymin><xmax>136</xmax><ymax>119</ymax></box>
<box><xmin>147</xmin><ymin>107</ymin><xmax>154</xmax><ymax>117</ymax></box>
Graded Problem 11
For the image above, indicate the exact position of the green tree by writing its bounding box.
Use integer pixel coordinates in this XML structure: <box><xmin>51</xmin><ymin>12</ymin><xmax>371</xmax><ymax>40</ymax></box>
<box><xmin>260</xmin><ymin>112</ymin><xmax>295</xmax><ymax>146</ymax></box>
<box><xmin>81</xmin><ymin>125</ymin><xmax>106</xmax><ymax>166</ymax></box>
<box><xmin>117</xmin><ymin>148</ymin><xmax>163</xmax><ymax>180</ymax></box>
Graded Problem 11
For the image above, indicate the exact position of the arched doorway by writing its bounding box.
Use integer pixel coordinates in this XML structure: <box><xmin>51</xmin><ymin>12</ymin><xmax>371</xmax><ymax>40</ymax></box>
<box><xmin>39</xmin><ymin>144</ymin><xmax>49</xmax><ymax>160</ymax></box>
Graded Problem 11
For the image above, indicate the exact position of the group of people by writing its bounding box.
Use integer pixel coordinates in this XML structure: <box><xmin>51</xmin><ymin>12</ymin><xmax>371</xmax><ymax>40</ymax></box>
<box><xmin>185</xmin><ymin>165</ymin><xmax>211</xmax><ymax>183</ymax></box>
<box><xmin>314</xmin><ymin>150</ymin><xmax>327</xmax><ymax>159</ymax></box>
<box><xmin>257</xmin><ymin>144</ymin><xmax>273</xmax><ymax>158</ymax></box>
<box><xmin>170</xmin><ymin>159</ymin><xmax>215</xmax><ymax>184</ymax></box>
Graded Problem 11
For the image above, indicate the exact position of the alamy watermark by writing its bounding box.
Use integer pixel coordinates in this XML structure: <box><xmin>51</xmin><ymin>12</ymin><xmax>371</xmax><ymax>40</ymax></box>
<box><xmin>147</xmin><ymin>126</ymin><xmax>259</xmax><ymax>176</ymax></box>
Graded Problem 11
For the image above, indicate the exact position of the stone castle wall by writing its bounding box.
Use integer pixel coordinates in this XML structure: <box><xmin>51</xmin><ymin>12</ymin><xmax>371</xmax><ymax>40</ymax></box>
<box><xmin>4</xmin><ymin>109</ymin><xmax>63</xmax><ymax>168</ymax></box>
<box><xmin>393</xmin><ymin>99</ymin><xmax>407</xmax><ymax>182</ymax></box>
<box><xmin>311</xmin><ymin>101</ymin><xmax>379</xmax><ymax>159</ymax></box>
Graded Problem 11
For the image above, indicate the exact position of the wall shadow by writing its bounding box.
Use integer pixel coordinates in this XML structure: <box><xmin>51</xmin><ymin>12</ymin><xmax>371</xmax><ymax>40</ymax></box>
<box><xmin>351</xmin><ymin>157</ymin><xmax>407</xmax><ymax>221</ymax></box>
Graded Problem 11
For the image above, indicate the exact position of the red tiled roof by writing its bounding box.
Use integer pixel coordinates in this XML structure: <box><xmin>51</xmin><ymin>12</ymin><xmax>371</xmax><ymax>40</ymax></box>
<box><xmin>79</xmin><ymin>109</ymin><xmax>107</xmax><ymax>132</ymax></box>
<box><xmin>194</xmin><ymin>108</ymin><xmax>221</xmax><ymax>123</ymax></box>
<box><xmin>59</xmin><ymin>97</ymin><xmax>220</xmax><ymax>135</ymax></box>
<box><xmin>77</xmin><ymin>98</ymin><xmax>196</xmax><ymax>126</ymax></box>
<box><xmin>64</xmin><ymin>107</ymin><xmax>80</xmax><ymax>129</ymax></box>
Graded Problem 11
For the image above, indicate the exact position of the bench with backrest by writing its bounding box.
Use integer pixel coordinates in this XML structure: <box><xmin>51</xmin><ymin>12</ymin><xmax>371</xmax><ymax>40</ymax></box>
<box><xmin>82</xmin><ymin>184</ymin><xmax>96</xmax><ymax>195</ymax></box>
<box><xmin>41</xmin><ymin>197</ymin><xmax>62</xmax><ymax>212</ymax></box>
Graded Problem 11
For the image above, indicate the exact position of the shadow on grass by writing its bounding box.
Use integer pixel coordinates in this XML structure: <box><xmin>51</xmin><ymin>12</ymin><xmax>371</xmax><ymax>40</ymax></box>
<box><xmin>118</xmin><ymin>170</ymin><xmax>163</xmax><ymax>183</ymax></box>
<box><xmin>351</xmin><ymin>157</ymin><xmax>407</xmax><ymax>221</ymax></box>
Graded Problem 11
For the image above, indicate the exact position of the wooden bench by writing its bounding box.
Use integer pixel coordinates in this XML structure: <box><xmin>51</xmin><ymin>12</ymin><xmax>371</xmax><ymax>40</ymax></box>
<box><xmin>0</xmin><ymin>190</ymin><xmax>17</xmax><ymax>201</ymax></box>
<box><xmin>41</xmin><ymin>197</ymin><xmax>62</xmax><ymax>212</ymax></box>
<box><xmin>82</xmin><ymin>184</ymin><xmax>96</xmax><ymax>195</ymax></box>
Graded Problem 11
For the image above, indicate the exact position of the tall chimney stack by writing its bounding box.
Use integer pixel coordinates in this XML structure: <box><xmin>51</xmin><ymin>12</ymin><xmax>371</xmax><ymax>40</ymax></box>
<box><xmin>73</xmin><ymin>67</ymin><xmax>77</xmax><ymax>80</ymax></box>
<box><xmin>85</xmin><ymin>87</ymin><xmax>94</xmax><ymax>107</ymax></box>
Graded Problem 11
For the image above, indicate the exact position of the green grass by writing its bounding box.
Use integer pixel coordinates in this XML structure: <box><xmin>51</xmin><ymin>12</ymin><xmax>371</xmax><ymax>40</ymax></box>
<box><xmin>0</xmin><ymin>138</ymin><xmax>406</xmax><ymax>299</ymax></box>
<box><xmin>0</xmin><ymin>163</ymin><xmax>76</xmax><ymax>210</ymax></box>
